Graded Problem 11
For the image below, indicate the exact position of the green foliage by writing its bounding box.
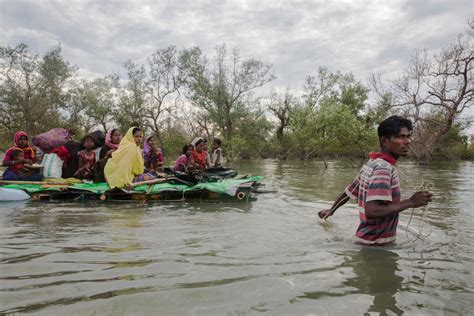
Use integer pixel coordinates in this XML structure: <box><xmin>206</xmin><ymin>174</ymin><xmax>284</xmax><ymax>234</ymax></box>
<box><xmin>288</xmin><ymin>101</ymin><xmax>377</xmax><ymax>158</ymax></box>
<box><xmin>288</xmin><ymin>105</ymin><xmax>318</xmax><ymax>157</ymax></box>
<box><xmin>0</xmin><ymin>43</ymin><xmax>76</xmax><ymax>144</ymax></box>
<box><xmin>432</xmin><ymin>124</ymin><xmax>469</xmax><ymax>160</ymax></box>
<box><xmin>318</xmin><ymin>100</ymin><xmax>355</xmax><ymax>153</ymax></box>
<box><xmin>461</xmin><ymin>145</ymin><xmax>474</xmax><ymax>160</ymax></box>
<box><xmin>114</xmin><ymin>60</ymin><xmax>148</xmax><ymax>131</ymax></box>
<box><xmin>267</xmin><ymin>88</ymin><xmax>296</xmax><ymax>148</ymax></box>
<box><xmin>284</xmin><ymin>69</ymin><xmax>378</xmax><ymax>159</ymax></box>
<box><xmin>68</xmin><ymin>76</ymin><xmax>117</xmax><ymax>132</ymax></box>
<box><xmin>179</xmin><ymin>45</ymin><xmax>274</xmax><ymax>142</ymax></box>
<box><xmin>160</xmin><ymin>126</ymin><xmax>189</xmax><ymax>166</ymax></box>
<box><xmin>225</xmin><ymin>106</ymin><xmax>273</xmax><ymax>159</ymax></box>
<box><xmin>1</xmin><ymin>42</ymin><xmax>470</xmax><ymax>163</ymax></box>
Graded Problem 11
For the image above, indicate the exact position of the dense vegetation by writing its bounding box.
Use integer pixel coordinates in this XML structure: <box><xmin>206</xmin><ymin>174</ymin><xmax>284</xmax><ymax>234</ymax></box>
<box><xmin>1</xmin><ymin>23</ymin><xmax>472</xmax><ymax>162</ymax></box>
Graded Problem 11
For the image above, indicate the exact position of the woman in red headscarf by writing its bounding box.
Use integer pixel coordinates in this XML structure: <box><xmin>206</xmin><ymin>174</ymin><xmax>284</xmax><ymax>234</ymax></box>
<box><xmin>2</xmin><ymin>131</ymin><xmax>37</xmax><ymax>167</ymax></box>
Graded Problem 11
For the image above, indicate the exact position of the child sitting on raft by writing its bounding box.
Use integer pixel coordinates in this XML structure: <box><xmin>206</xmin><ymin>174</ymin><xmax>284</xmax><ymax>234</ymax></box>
<box><xmin>209</xmin><ymin>138</ymin><xmax>223</xmax><ymax>167</ymax></box>
<box><xmin>174</xmin><ymin>144</ymin><xmax>200</xmax><ymax>172</ymax></box>
<box><xmin>2</xmin><ymin>149</ymin><xmax>43</xmax><ymax>181</ymax></box>
<box><xmin>145</xmin><ymin>145</ymin><xmax>165</xmax><ymax>173</ymax></box>
<box><xmin>192</xmin><ymin>139</ymin><xmax>208</xmax><ymax>170</ymax></box>
<box><xmin>143</xmin><ymin>135</ymin><xmax>164</xmax><ymax>173</ymax></box>
<box><xmin>74</xmin><ymin>134</ymin><xmax>98</xmax><ymax>180</ymax></box>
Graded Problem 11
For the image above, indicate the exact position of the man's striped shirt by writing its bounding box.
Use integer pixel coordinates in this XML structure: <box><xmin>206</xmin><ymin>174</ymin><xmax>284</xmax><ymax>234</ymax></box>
<box><xmin>345</xmin><ymin>154</ymin><xmax>401</xmax><ymax>245</ymax></box>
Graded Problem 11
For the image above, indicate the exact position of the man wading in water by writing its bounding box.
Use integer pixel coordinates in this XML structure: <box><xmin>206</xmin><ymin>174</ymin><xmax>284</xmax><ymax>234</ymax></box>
<box><xmin>318</xmin><ymin>116</ymin><xmax>433</xmax><ymax>245</ymax></box>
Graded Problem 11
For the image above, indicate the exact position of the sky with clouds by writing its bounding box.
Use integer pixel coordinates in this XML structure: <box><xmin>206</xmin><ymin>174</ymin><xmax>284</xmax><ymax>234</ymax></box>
<box><xmin>1</xmin><ymin>0</ymin><xmax>472</xmax><ymax>120</ymax></box>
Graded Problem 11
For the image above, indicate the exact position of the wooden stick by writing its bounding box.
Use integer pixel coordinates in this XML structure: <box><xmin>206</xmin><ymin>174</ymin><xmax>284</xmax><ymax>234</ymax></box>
<box><xmin>129</xmin><ymin>177</ymin><xmax>172</xmax><ymax>188</ymax></box>
<box><xmin>40</xmin><ymin>184</ymin><xmax>70</xmax><ymax>188</ymax></box>
<box><xmin>0</xmin><ymin>180</ymin><xmax>72</xmax><ymax>185</ymax></box>
<box><xmin>1</xmin><ymin>178</ymin><xmax>174</xmax><ymax>188</ymax></box>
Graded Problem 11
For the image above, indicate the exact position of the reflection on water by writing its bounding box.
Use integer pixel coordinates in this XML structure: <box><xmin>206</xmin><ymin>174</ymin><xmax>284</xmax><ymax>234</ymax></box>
<box><xmin>298</xmin><ymin>248</ymin><xmax>403</xmax><ymax>315</ymax></box>
<box><xmin>346</xmin><ymin>248</ymin><xmax>403</xmax><ymax>315</ymax></box>
<box><xmin>1</xmin><ymin>160</ymin><xmax>473</xmax><ymax>314</ymax></box>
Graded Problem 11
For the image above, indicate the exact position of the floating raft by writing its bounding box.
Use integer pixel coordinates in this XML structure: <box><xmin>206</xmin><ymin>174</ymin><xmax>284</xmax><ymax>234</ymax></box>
<box><xmin>0</xmin><ymin>176</ymin><xmax>263</xmax><ymax>203</ymax></box>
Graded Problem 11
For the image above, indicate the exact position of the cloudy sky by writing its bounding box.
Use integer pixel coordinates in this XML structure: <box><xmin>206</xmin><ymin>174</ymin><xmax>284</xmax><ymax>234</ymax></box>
<box><xmin>0</xmin><ymin>1</ymin><xmax>472</xmax><ymax>101</ymax></box>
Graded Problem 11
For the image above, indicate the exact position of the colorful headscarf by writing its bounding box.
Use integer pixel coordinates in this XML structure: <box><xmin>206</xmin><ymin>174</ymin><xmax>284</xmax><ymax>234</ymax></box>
<box><xmin>191</xmin><ymin>137</ymin><xmax>204</xmax><ymax>147</ymax></box>
<box><xmin>143</xmin><ymin>135</ymin><xmax>154</xmax><ymax>156</ymax></box>
<box><xmin>104</xmin><ymin>127</ymin><xmax>144</xmax><ymax>188</ymax></box>
<box><xmin>143</xmin><ymin>135</ymin><xmax>164</xmax><ymax>165</ymax></box>
<box><xmin>105</xmin><ymin>129</ymin><xmax>120</xmax><ymax>150</ymax></box>
<box><xmin>12</xmin><ymin>131</ymin><xmax>36</xmax><ymax>161</ymax></box>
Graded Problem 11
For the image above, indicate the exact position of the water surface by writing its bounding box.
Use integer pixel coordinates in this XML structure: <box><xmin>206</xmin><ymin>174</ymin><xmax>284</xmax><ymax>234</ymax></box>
<box><xmin>1</xmin><ymin>159</ymin><xmax>473</xmax><ymax>315</ymax></box>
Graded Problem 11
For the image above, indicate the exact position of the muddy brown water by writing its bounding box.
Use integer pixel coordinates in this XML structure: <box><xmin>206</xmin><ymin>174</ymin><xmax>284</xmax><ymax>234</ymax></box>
<box><xmin>1</xmin><ymin>159</ymin><xmax>473</xmax><ymax>315</ymax></box>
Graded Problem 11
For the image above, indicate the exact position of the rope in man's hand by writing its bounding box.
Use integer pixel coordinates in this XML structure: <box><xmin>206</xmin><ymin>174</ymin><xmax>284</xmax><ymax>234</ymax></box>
<box><xmin>398</xmin><ymin>168</ymin><xmax>434</xmax><ymax>242</ymax></box>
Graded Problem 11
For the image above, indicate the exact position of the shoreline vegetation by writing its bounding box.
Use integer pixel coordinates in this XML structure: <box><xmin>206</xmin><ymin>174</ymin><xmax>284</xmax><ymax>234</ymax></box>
<box><xmin>1</xmin><ymin>22</ymin><xmax>472</xmax><ymax>164</ymax></box>
<box><xmin>1</xmin><ymin>150</ymin><xmax>472</xmax><ymax>168</ymax></box>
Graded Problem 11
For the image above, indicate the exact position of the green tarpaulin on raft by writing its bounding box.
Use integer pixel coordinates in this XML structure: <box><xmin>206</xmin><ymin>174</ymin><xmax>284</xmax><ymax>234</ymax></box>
<box><xmin>69</xmin><ymin>182</ymin><xmax>112</xmax><ymax>194</ymax></box>
<box><xmin>0</xmin><ymin>176</ymin><xmax>264</xmax><ymax>197</ymax></box>
<box><xmin>132</xmin><ymin>182</ymin><xmax>190</xmax><ymax>193</ymax></box>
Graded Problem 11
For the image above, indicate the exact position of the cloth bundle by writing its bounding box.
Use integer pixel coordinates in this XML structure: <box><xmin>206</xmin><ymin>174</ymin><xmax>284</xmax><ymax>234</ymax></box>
<box><xmin>32</xmin><ymin>128</ymin><xmax>71</xmax><ymax>152</ymax></box>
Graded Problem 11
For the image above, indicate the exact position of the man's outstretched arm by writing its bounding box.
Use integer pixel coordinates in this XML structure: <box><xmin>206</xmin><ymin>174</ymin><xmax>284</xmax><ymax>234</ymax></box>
<box><xmin>318</xmin><ymin>191</ymin><xmax>351</xmax><ymax>219</ymax></box>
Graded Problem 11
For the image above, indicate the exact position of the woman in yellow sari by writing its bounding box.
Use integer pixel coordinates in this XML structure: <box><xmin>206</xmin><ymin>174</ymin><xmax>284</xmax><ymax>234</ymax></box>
<box><xmin>104</xmin><ymin>127</ymin><xmax>144</xmax><ymax>188</ymax></box>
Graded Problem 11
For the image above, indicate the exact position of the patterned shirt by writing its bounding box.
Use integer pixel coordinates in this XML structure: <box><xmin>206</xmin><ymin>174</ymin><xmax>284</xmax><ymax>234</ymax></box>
<box><xmin>77</xmin><ymin>150</ymin><xmax>96</xmax><ymax>169</ymax></box>
<box><xmin>345</xmin><ymin>153</ymin><xmax>401</xmax><ymax>245</ymax></box>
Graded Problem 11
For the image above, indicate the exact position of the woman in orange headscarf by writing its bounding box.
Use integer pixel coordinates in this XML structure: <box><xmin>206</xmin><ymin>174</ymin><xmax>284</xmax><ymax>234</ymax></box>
<box><xmin>2</xmin><ymin>131</ymin><xmax>42</xmax><ymax>181</ymax></box>
<box><xmin>192</xmin><ymin>138</ymin><xmax>208</xmax><ymax>170</ymax></box>
<box><xmin>2</xmin><ymin>131</ymin><xmax>36</xmax><ymax>167</ymax></box>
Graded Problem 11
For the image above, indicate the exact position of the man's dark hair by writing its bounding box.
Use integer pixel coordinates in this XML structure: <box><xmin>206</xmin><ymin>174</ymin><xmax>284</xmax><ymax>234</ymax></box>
<box><xmin>213</xmin><ymin>138</ymin><xmax>222</xmax><ymax>146</ymax></box>
<box><xmin>378</xmin><ymin>116</ymin><xmax>413</xmax><ymax>139</ymax></box>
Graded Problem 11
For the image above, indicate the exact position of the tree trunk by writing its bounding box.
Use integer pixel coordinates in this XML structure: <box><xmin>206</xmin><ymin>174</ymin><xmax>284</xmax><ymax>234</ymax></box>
<box><xmin>415</xmin><ymin>115</ymin><xmax>454</xmax><ymax>164</ymax></box>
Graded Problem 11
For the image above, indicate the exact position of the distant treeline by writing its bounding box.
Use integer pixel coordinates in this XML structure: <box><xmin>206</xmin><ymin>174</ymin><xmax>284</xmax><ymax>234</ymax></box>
<box><xmin>1</xmin><ymin>21</ymin><xmax>472</xmax><ymax>162</ymax></box>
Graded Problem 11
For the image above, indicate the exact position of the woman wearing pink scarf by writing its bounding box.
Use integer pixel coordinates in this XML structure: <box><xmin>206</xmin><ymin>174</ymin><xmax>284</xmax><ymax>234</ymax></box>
<box><xmin>95</xmin><ymin>129</ymin><xmax>122</xmax><ymax>182</ymax></box>
<box><xmin>99</xmin><ymin>129</ymin><xmax>121</xmax><ymax>159</ymax></box>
